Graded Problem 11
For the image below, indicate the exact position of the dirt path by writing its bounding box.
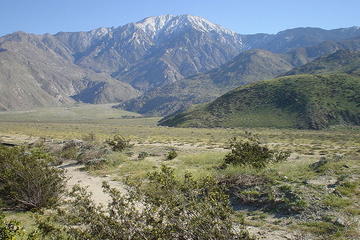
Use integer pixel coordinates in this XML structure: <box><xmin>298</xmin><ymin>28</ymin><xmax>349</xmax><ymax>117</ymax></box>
<box><xmin>60</xmin><ymin>160</ymin><xmax>126</xmax><ymax>206</ymax></box>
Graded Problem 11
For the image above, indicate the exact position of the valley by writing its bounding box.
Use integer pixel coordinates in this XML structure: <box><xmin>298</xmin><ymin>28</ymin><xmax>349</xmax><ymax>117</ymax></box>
<box><xmin>1</xmin><ymin>104</ymin><xmax>360</xmax><ymax>239</ymax></box>
<box><xmin>0</xmin><ymin>12</ymin><xmax>360</xmax><ymax>240</ymax></box>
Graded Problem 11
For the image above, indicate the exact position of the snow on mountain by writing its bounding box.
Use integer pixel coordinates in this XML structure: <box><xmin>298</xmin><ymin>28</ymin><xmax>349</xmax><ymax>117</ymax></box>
<box><xmin>132</xmin><ymin>14</ymin><xmax>239</xmax><ymax>39</ymax></box>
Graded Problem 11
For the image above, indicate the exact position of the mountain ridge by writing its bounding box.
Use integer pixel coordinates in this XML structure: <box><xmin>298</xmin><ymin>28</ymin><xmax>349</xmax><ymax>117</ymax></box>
<box><xmin>120</xmin><ymin>37</ymin><xmax>360</xmax><ymax>116</ymax></box>
<box><xmin>1</xmin><ymin>15</ymin><xmax>360</xmax><ymax>111</ymax></box>
<box><xmin>159</xmin><ymin>50</ymin><xmax>360</xmax><ymax>129</ymax></box>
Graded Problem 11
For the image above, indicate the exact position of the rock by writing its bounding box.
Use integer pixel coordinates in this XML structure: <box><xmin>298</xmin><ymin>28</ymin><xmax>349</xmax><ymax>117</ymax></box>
<box><xmin>335</xmin><ymin>218</ymin><xmax>346</xmax><ymax>227</ymax></box>
<box><xmin>309</xmin><ymin>157</ymin><xmax>328</xmax><ymax>171</ymax></box>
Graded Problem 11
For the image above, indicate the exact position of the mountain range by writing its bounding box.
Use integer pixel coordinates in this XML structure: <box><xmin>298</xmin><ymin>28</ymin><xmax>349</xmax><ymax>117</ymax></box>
<box><xmin>121</xmin><ymin>36</ymin><xmax>360</xmax><ymax>116</ymax></box>
<box><xmin>1</xmin><ymin>14</ymin><xmax>360</xmax><ymax>111</ymax></box>
<box><xmin>159</xmin><ymin>50</ymin><xmax>360</xmax><ymax>129</ymax></box>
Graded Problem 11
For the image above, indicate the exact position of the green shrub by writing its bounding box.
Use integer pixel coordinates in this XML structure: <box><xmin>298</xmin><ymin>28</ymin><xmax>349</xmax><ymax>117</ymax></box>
<box><xmin>223</xmin><ymin>137</ymin><xmax>290</xmax><ymax>169</ymax></box>
<box><xmin>37</xmin><ymin>166</ymin><xmax>253</xmax><ymax>240</ymax></box>
<box><xmin>166</xmin><ymin>149</ymin><xmax>178</xmax><ymax>160</ymax></box>
<box><xmin>0</xmin><ymin>146</ymin><xmax>66</xmax><ymax>210</ymax></box>
<box><xmin>137</xmin><ymin>151</ymin><xmax>149</xmax><ymax>160</ymax></box>
<box><xmin>105</xmin><ymin>134</ymin><xmax>133</xmax><ymax>152</ymax></box>
<box><xmin>0</xmin><ymin>213</ymin><xmax>24</xmax><ymax>240</ymax></box>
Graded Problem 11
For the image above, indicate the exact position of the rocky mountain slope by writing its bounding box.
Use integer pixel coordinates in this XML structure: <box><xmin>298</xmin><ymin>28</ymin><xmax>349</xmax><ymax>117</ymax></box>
<box><xmin>55</xmin><ymin>15</ymin><xmax>245</xmax><ymax>90</ymax></box>
<box><xmin>0</xmin><ymin>32</ymin><xmax>138</xmax><ymax>111</ymax></box>
<box><xmin>1</xmin><ymin>15</ymin><xmax>360</xmax><ymax>111</ymax></box>
<box><xmin>284</xmin><ymin>49</ymin><xmax>360</xmax><ymax>76</ymax></box>
<box><xmin>159</xmin><ymin>50</ymin><xmax>360</xmax><ymax>129</ymax></box>
<box><xmin>121</xmin><ymin>38</ymin><xmax>360</xmax><ymax>116</ymax></box>
<box><xmin>120</xmin><ymin>49</ymin><xmax>293</xmax><ymax>116</ymax></box>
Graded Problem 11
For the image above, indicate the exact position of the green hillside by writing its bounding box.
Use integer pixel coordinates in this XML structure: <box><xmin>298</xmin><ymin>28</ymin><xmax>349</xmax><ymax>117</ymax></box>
<box><xmin>284</xmin><ymin>50</ymin><xmax>360</xmax><ymax>76</ymax></box>
<box><xmin>159</xmin><ymin>73</ymin><xmax>360</xmax><ymax>129</ymax></box>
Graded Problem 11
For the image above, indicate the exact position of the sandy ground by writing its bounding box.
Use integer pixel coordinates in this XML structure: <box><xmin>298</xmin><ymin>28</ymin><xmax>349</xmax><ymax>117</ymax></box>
<box><xmin>60</xmin><ymin>160</ymin><xmax>126</xmax><ymax>206</ymax></box>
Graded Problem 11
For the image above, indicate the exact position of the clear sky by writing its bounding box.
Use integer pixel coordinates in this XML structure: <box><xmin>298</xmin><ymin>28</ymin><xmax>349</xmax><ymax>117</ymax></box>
<box><xmin>1</xmin><ymin>0</ymin><xmax>359</xmax><ymax>37</ymax></box>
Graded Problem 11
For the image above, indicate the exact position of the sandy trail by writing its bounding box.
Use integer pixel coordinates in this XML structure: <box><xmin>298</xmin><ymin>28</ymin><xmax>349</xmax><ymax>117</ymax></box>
<box><xmin>60</xmin><ymin>160</ymin><xmax>126</xmax><ymax>205</ymax></box>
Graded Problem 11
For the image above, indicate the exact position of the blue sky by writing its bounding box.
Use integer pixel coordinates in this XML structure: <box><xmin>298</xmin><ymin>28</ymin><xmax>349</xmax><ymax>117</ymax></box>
<box><xmin>1</xmin><ymin>0</ymin><xmax>359</xmax><ymax>36</ymax></box>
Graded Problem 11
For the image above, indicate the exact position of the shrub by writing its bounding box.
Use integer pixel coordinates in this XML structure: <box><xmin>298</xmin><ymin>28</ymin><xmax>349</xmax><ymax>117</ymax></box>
<box><xmin>0</xmin><ymin>146</ymin><xmax>66</xmax><ymax>210</ymax></box>
<box><xmin>220</xmin><ymin>175</ymin><xmax>307</xmax><ymax>214</ymax></box>
<box><xmin>223</xmin><ymin>137</ymin><xmax>290</xmax><ymax>169</ymax></box>
<box><xmin>0</xmin><ymin>213</ymin><xmax>24</xmax><ymax>240</ymax></box>
<box><xmin>37</xmin><ymin>166</ymin><xmax>253</xmax><ymax>240</ymax></box>
<box><xmin>137</xmin><ymin>151</ymin><xmax>149</xmax><ymax>160</ymax></box>
<box><xmin>84</xmin><ymin>153</ymin><xmax>125</xmax><ymax>171</ymax></box>
<box><xmin>105</xmin><ymin>134</ymin><xmax>133</xmax><ymax>152</ymax></box>
<box><xmin>166</xmin><ymin>149</ymin><xmax>178</xmax><ymax>160</ymax></box>
<box><xmin>60</xmin><ymin>145</ymin><xmax>78</xmax><ymax>160</ymax></box>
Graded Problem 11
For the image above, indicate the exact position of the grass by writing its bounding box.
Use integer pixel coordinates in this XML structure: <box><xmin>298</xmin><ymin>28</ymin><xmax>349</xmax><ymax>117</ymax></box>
<box><xmin>169</xmin><ymin>152</ymin><xmax>226</xmax><ymax>179</ymax></box>
<box><xmin>0</xmin><ymin>103</ymin><xmax>141</xmax><ymax>122</ymax></box>
<box><xmin>323</xmin><ymin>195</ymin><xmax>353</xmax><ymax>208</ymax></box>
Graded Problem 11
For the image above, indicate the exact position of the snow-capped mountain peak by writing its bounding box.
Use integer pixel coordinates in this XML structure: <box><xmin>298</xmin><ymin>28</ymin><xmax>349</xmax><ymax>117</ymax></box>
<box><xmin>133</xmin><ymin>14</ymin><xmax>237</xmax><ymax>37</ymax></box>
<box><xmin>134</xmin><ymin>14</ymin><xmax>174</xmax><ymax>35</ymax></box>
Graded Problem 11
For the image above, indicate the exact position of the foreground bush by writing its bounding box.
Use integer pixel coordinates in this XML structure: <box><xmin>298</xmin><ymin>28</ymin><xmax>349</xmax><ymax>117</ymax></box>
<box><xmin>0</xmin><ymin>146</ymin><xmax>66</xmax><ymax>210</ymax></box>
<box><xmin>38</xmin><ymin>166</ymin><xmax>253</xmax><ymax>240</ymax></box>
<box><xmin>224</xmin><ymin>136</ymin><xmax>290</xmax><ymax>169</ymax></box>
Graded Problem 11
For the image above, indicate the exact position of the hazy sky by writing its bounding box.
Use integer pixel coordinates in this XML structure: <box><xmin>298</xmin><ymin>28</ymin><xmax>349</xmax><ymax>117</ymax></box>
<box><xmin>1</xmin><ymin>0</ymin><xmax>359</xmax><ymax>36</ymax></box>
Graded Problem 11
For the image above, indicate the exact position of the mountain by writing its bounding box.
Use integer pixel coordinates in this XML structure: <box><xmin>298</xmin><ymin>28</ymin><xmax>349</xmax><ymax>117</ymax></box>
<box><xmin>284</xmin><ymin>37</ymin><xmax>360</xmax><ymax>66</ymax></box>
<box><xmin>0</xmin><ymin>15</ymin><xmax>247</xmax><ymax>110</ymax></box>
<box><xmin>119</xmin><ymin>49</ymin><xmax>293</xmax><ymax>116</ymax></box>
<box><xmin>1</xmin><ymin>15</ymin><xmax>360</xmax><ymax>111</ymax></box>
<box><xmin>245</xmin><ymin>26</ymin><xmax>360</xmax><ymax>53</ymax></box>
<box><xmin>159</xmin><ymin>50</ymin><xmax>360</xmax><ymax>129</ymax></box>
<box><xmin>121</xmin><ymin>37</ymin><xmax>360</xmax><ymax>116</ymax></box>
<box><xmin>0</xmin><ymin>32</ymin><xmax>138</xmax><ymax>111</ymax></box>
<box><xmin>55</xmin><ymin>15</ymin><xmax>245</xmax><ymax>91</ymax></box>
<box><xmin>159</xmin><ymin>73</ymin><xmax>360</xmax><ymax>129</ymax></box>
<box><xmin>284</xmin><ymin>49</ymin><xmax>360</xmax><ymax>76</ymax></box>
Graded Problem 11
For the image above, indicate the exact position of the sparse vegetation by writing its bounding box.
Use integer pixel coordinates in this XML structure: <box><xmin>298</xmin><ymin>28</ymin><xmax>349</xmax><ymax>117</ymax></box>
<box><xmin>0</xmin><ymin>106</ymin><xmax>359</xmax><ymax>240</ymax></box>
<box><xmin>82</xmin><ymin>132</ymin><xmax>97</xmax><ymax>142</ymax></box>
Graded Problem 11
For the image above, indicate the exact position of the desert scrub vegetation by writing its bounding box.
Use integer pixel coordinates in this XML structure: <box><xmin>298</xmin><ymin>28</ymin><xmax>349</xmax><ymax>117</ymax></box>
<box><xmin>0</xmin><ymin>146</ymin><xmax>66</xmax><ymax>210</ymax></box>
<box><xmin>223</xmin><ymin>135</ymin><xmax>290</xmax><ymax>169</ymax></box>
<box><xmin>84</xmin><ymin>152</ymin><xmax>126</xmax><ymax>171</ymax></box>
<box><xmin>166</xmin><ymin>149</ymin><xmax>178</xmax><ymax>160</ymax></box>
<box><xmin>220</xmin><ymin>173</ymin><xmax>307</xmax><ymax>214</ymax></box>
<box><xmin>37</xmin><ymin>166</ymin><xmax>253</xmax><ymax>240</ymax></box>
<box><xmin>105</xmin><ymin>134</ymin><xmax>133</xmax><ymax>152</ymax></box>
